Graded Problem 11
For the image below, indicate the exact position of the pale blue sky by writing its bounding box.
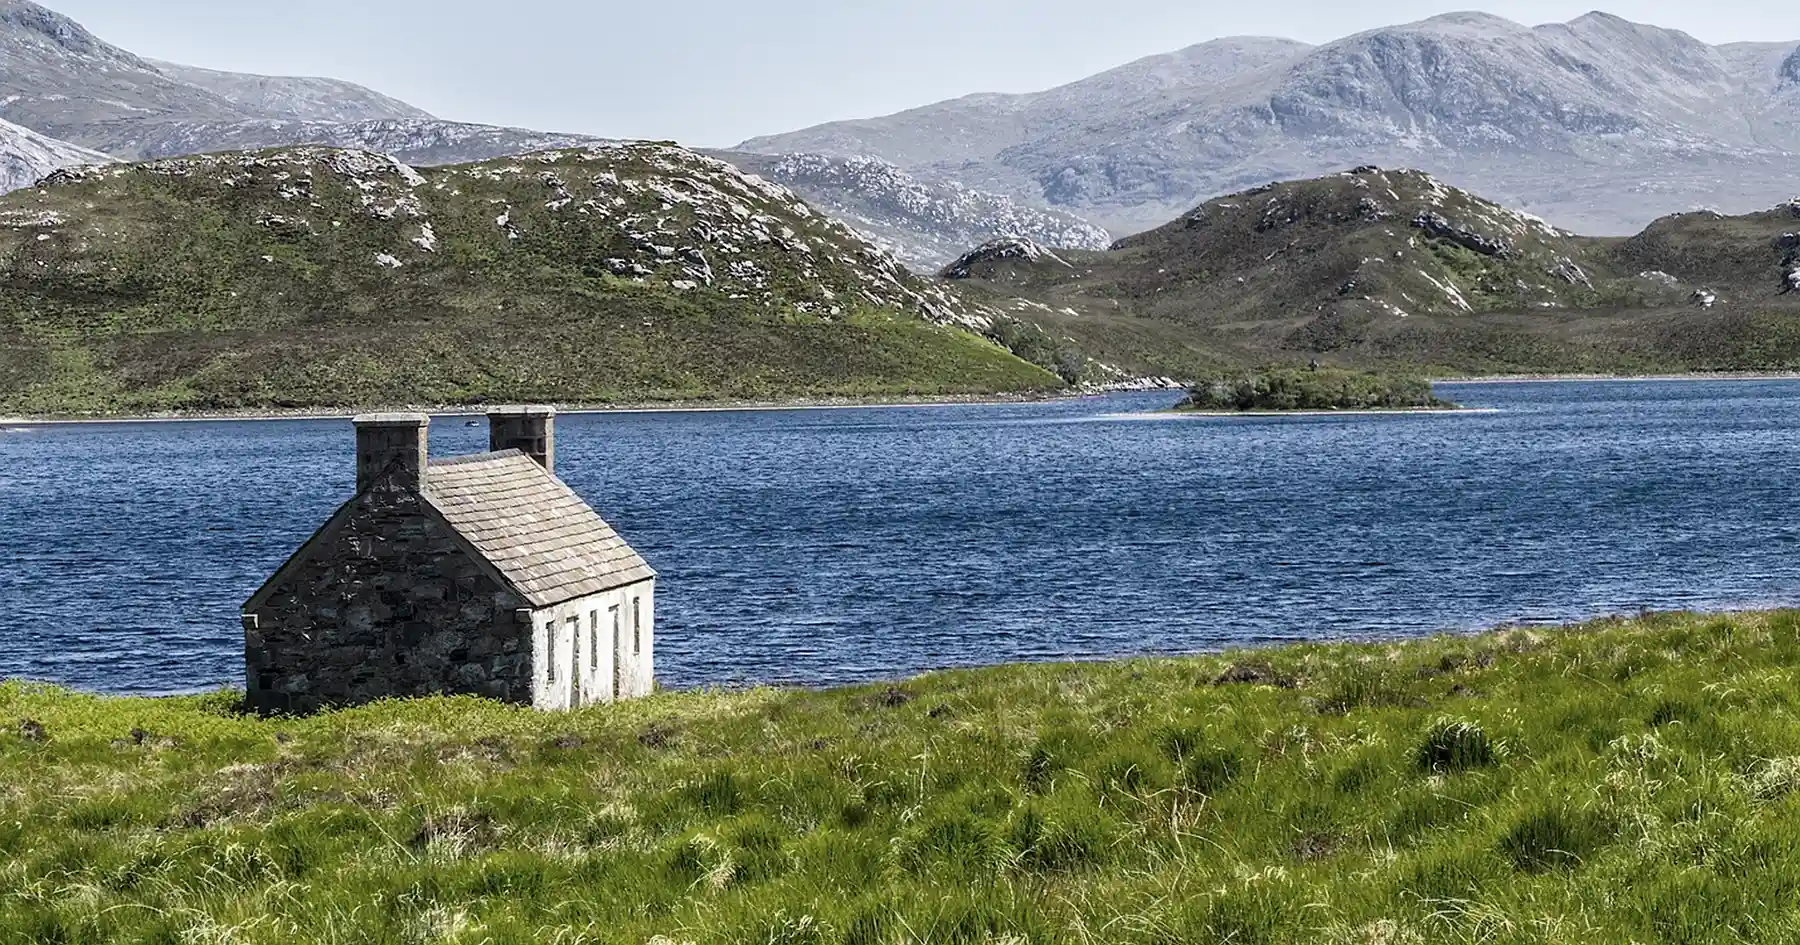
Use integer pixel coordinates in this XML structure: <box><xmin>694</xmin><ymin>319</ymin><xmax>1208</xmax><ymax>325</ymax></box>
<box><xmin>46</xmin><ymin>0</ymin><xmax>1796</xmax><ymax>146</ymax></box>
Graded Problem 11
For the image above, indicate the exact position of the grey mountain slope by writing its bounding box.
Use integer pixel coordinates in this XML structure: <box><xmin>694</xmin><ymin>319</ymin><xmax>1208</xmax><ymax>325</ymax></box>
<box><xmin>145</xmin><ymin>59</ymin><xmax>435</xmax><ymax>123</ymax></box>
<box><xmin>0</xmin><ymin>0</ymin><xmax>245</xmax><ymax>131</ymax></box>
<box><xmin>78</xmin><ymin>118</ymin><xmax>610</xmax><ymax>167</ymax></box>
<box><xmin>714</xmin><ymin>151</ymin><xmax>1111</xmax><ymax>269</ymax></box>
<box><xmin>0</xmin><ymin>116</ymin><xmax>110</xmax><ymax>191</ymax></box>
<box><xmin>0</xmin><ymin>0</ymin><xmax>431</xmax><ymax>136</ymax></box>
<box><xmin>737</xmin><ymin>11</ymin><xmax>1800</xmax><ymax>238</ymax></box>
<box><xmin>737</xmin><ymin>36</ymin><xmax>1313</xmax><ymax>168</ymax></box>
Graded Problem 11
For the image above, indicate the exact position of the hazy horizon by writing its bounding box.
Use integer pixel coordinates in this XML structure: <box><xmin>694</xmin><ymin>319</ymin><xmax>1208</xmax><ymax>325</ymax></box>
<box><xmin>38</xmin><ymin>0</ymin><xmax>1798</xmax><ymax>147</ymax></box>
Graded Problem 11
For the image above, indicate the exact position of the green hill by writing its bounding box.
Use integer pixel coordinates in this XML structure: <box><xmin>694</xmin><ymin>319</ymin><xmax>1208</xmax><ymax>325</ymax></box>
<box><xmin>943</xmin><ymin>168</ymin><xmax>1800</xmax><ymax>377</ymax></box>
<box><xmin>8</xmin><ymin>611</ymin><xmax>1800</xmax><ymax>942</ymax></box>
<box><xmin>0</xmin><ymin>144</ymin><xmax>1061</xmax><ymax>416</ymax></box>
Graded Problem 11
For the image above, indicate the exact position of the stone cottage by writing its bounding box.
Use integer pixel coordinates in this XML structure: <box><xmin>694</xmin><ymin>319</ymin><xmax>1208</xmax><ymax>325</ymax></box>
<box><xmin>241</xmin><ymin>407</ymin><xmax>657</xmax><ymax>715</ymax></box>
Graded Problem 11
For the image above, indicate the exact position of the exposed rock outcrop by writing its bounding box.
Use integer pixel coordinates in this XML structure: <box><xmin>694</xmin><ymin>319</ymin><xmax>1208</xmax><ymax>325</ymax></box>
<box><xmin>1411</xmin><ymin>212</ymin><xmax>1515</xmax><ymax>258</ymax></box>
<box><xmin>940</xmin><ymin>237</ymin><xmax>1072</xmax><ymax>280</ymax></box>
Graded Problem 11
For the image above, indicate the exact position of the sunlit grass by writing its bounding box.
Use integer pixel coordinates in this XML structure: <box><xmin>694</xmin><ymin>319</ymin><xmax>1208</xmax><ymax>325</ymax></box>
<box><xmin>8</xmin><ymin>611</ymin><xmax>1800</xmax><ymax>942</ymax></box>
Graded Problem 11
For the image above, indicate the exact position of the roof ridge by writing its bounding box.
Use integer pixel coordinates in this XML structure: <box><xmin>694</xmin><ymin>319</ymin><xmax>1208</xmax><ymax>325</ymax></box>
<box><xmin>427</xmin><ymin>448</ymin><xmax>531</xmax><ymax>468</ymax></box>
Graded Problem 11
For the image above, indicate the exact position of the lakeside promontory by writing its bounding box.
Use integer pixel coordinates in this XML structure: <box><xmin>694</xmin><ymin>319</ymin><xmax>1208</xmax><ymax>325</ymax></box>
<box><xmin>6</xmin><ymin>611</ymin><xmax>1800</xmax><ymax>942</ymax></box>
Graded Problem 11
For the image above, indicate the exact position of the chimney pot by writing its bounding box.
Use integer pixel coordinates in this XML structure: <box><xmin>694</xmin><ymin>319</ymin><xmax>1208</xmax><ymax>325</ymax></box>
<box><xmin>352</xmin><ymin>413</ymin><xmax>430</xmax><ymax>493</ymax></box>
<box><xmin>487</xmin><ymin>406</ymin><xmax>556</xmax><ymax>472</ymax></box>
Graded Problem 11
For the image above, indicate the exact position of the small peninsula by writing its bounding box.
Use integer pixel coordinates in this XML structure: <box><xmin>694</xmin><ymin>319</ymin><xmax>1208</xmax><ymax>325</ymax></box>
<box><xmin>1177</xmin><ymin>367</ymin><xmax>1456</xmax><ymax>412</ymax></box>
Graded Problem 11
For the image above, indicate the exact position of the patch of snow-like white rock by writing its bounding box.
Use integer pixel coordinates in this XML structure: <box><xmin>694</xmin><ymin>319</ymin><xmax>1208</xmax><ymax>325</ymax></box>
<box><xmin>1417</xmin><ymin>269</ymin><xmax>1473</xmax><ymax>313</ymax></box>
<box><xmin>0</xmin><ymin>117</ymin><xmax>114</xmax><ymax>195</ymax></box>
<box><xmin>742</xmin><ymin>152</ymin><xmax>1111</xmax><ymax>270</ymax></box>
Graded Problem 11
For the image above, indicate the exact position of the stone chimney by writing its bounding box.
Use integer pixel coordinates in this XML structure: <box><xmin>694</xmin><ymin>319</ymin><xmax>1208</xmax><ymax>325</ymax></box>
<box><xmin>488</xmin><ymin>406</ymin><xmax>555</xmax><ymax>472</ymax></box>
<box><xmin>353</xmin><ymin>413</ymin><xmax>430</xmax><ymax>493</ymax></box>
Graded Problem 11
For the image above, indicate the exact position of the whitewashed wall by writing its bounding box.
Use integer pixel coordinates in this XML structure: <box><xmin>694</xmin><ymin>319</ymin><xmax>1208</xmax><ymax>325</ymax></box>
<box><xmin>530</xmin><ymin>579</ymin><xmax>655</xmax><ymax>711</ymax></box>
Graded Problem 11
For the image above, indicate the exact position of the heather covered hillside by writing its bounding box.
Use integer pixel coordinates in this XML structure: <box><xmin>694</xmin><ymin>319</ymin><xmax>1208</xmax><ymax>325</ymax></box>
<box><xmin>943</xmin><ymin>167</ymin><xmax>1800</xmax><ymax>378</ymax></box>
<box><xmin>0</xmin><ymin>144</ymin><xmax>1062</xmax><ymax>415</ymax></box>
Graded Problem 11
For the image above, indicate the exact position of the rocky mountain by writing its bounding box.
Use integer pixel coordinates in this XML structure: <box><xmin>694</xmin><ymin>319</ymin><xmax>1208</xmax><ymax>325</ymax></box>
<box><xmin>738</xmin><ymin>12</ymin><xmax>1800</xmax><ymax>239</ymax></box>
<box><xmin>0</xmin><ymin>116</ymin><xmax>109</xmax><ymax>192</ymax></box>
<box><xmin>143</xmin><ymin>60</ymin><xmax>435</xmax><ymax>123</ymax></box>
<box><xmin>77</xmin><ymin>118</ymin><xmax>609</xmax><ymax>167</ymax></box>
<box><xmin>943</xmin><ymin>166</ymin><xmax>1800</xmax><ymax>376</ymax></box>
<box><xmin>0</xmin><ymin>144</ymin><xmax>1061</xmax><ymax>416</ymax></box>
<box><xmin>715</xmin><ymin>151</ymin><xmax>1111</xmax><ymax>270</ymax></box>
<box><xmin>0</xmin><ymin>0</ymin><xmax>422</xmax><ymax>133</ymax></box>
<box><xmin>0</xmin><ymin>0</ymin><xmax>1110</xmax><ymax>267</ymax></box>
<box><xmin>739</xmin><ymin>37</ymin><xmax>1313</xmax><ymax>170</ymax></box>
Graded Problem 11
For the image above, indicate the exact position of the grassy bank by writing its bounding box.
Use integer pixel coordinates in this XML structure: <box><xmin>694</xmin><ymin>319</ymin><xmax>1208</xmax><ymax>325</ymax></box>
<box><xmin>9</xmin><ymin>611</ymin><xmax>1800</xmax><ymax>943</ymax></box>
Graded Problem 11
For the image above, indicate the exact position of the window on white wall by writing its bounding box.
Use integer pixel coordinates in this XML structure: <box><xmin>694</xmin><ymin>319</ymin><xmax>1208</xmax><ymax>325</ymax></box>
<box><xmin>589</xmin><ymin>611</ymin><xmax>598</xmax><ymax>671</ymax></box>
<box><xmin>610</xmin><ymin>604</ymin><xmax>623</xmax><ymax>695</ymax></box>
<box><xmin>632</xmin><ymin>598</ymin><xmax>642</xmax><ymax>655</ymax></box>
<box><xmin>544</xmin><ymin>620</ymin><xmax>556</xmax><ymax>683</ymax></box>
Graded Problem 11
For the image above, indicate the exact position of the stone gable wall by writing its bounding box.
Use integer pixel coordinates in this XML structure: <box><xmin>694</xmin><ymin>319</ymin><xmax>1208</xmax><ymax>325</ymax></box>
<box><xmin>244</xmin><ymin>478</ymin><xmax>532</xmax><ymax>716</ymax></box>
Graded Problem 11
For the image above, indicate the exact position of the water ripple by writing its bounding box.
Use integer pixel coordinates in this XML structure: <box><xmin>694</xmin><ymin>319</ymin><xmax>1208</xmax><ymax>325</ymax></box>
<box><xmin>3</xmin><ymin>381</ymin><xmax>1800</xmax><ymax>694</ymax></box>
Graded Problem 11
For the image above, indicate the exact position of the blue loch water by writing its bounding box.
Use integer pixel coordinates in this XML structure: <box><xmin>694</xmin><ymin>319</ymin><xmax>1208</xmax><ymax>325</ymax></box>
<box><xmin>3</xmin><ymin>379</ymin><xmax>1799</xmax><ymax>695</ymax></box>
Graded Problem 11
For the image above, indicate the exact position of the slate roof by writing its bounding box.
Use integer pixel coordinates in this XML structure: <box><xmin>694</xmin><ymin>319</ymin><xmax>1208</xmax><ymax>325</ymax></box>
<box><xmin>422</xmin><ymin>450</ymin><xmax>656</xmax><ymax>607</ymax></box>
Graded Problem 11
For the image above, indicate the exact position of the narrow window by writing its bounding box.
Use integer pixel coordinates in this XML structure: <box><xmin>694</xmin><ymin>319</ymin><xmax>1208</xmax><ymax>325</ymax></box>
<box><xmin>544</xmin><ymin>620</ymin><xmax>556</xmax><ymax>683</ymax></box>
<box><xmin>589</xmin><ymin>611</ymin><xmax>599</xmax><ymax>671</ymax></box>
<box><xmin>632</xmin><ymin>598</ymin><xmax>642</xmax><ymax>655</ymax></box>
<box><xmin>567</xmin><ymin>616</ymin><xmax>581</xmax><ymax>704</ymax></box>
<box><xmin>610</xmin><ymin>605</ymin><xmax>623</xmax><ymax>696</ymax></box>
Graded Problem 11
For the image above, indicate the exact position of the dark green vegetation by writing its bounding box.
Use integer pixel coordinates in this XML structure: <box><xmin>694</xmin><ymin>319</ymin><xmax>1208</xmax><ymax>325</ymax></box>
<box><xmin>1179</xmin><ymin>367</ymin><xmax>1451</xmax><ymax>411</ymax></box>
<box><xmin>11</xmin><ymin>611</ymin><xmax>1800</xmax><ymax>942</ymax></box>
<box><xmin>0</xmin><ymin>144</ymin><xmax>1060</xmax><ymax>416</ymax></box>
<box><xmin>946</xmin><ymin>168</ymin><xmax>1800</xmax><ymax>379</ymax></box>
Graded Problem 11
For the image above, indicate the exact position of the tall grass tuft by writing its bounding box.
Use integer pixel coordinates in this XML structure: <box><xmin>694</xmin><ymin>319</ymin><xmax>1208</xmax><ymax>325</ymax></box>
<box><xmin>1498</xmin><ymin>805</ymin><xmax>1615</xmax><ymax>873</ymax></box>
<box><xmin>1415</xmin><ymin>719</ymin><xmax>1499</xmax><ymax>773</ymax></box>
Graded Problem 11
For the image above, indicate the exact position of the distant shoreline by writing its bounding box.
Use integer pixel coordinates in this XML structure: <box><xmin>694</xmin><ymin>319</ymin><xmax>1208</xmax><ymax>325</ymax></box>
<box><xmin>0</xmin><ymin>389</ymin><xmax>1169</xmax><ymax>427</ymax></box>
<box><xmin>7</xmin><ymin>372</ymin><xmax>1800</xmax><ymax>426</ymax></box>
<box><xmin>1432</xmin><ymin>371</ymin><xmax>1800</xmax><ymax>385</ymax></box>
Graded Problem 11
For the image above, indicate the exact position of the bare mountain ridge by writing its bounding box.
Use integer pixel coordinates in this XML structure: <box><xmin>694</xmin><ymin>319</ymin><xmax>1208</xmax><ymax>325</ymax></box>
<box><xmin>0</xmin><ymin>0</ymin><xmax>427</xmax><ymax>131</ymax></box>
<box><xmin>737</xmin><ymin>36</ymin><xmax>1314</xmax><ymax>169</ymax></box>
<box><xmin>737</xmin><ymin>11</ymin><xmax>1800</xmax><ymax>239</ymax></box>
<box><xmin>144</xmin><ymin>60</ymin><xmax>435</xmax><ymax>124</ymax></box>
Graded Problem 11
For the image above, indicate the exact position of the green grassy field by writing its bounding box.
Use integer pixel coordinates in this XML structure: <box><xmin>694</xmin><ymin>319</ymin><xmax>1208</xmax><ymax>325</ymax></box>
<box><xmin>9</xmin><ymin>611</ymin><xmax>1800</xmax><ymax>943</ymax></box>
